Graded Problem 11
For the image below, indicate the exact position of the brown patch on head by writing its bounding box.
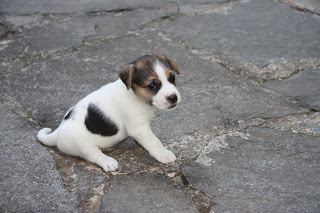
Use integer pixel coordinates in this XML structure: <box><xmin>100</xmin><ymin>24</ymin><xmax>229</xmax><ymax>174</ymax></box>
<box><xmin>131</xmin><ymin>84</ymin><xmax>156</xmax><ymax>104</ymax></box>
<box><xmin>154</xmin><ymin>54</ymin><xmax>180</xmax><ymax>74</ymax></box>
<box><xmin>119</xmin><ymin>54</ymin><xmax>180</xmax><ymax>104</ymax></box>
<box><xmin>131</xmin><ymin>59</ymin><xmax>161</xmax><ymax>104</ymax></box>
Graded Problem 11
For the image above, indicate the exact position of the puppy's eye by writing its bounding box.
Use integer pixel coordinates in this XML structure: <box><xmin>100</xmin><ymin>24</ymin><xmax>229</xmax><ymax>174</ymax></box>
<box><xmin>147</xmin><ymin>84</ymin><xmax>156</xmax><ymax>90</ymax></box>
<box><xmin>169</xmin><ymin>75</ymin><xmax>175</xmax><ymax>83</ymax></box>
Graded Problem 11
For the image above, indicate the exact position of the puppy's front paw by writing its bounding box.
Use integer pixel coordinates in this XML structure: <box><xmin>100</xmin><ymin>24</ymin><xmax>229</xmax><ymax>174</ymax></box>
<box><xmin>101</xmin><ymin>156</ymin><xmax>119</xmax><ymax>172</ymax></box>
<box><xmin>152</xmin><ymin>148</ymin><xmax>177</xmax><ymax>164</ymax></box>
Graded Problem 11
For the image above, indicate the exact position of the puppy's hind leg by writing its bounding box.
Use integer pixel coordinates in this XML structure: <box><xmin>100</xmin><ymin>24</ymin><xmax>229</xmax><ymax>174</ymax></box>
<box><xmin>81</xmin><ymin>146</ymin><xmax>119</xmax><ymax>172</ymax></box>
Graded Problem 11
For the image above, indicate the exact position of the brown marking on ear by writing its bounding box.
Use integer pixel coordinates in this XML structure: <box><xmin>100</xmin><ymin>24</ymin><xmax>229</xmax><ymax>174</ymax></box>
<box><xmin>119</xmin><ymin>64</ymin><xmax>135</xmax><ymax>89</ymax></box>
<box><xmin>154</xmin><ymin>54</ymin><xmax>180</xmax><ymax>74</ymax></box>
<box><xmin>167</xmin><ymin>56</ymin><xmax>180</xmax><ymax>74</ymax></box>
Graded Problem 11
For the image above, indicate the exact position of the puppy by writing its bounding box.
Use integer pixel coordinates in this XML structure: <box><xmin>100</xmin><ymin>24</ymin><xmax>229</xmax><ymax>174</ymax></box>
<box><xmin>37</xmin><ymin>54</ymin><xmax>181</xmax><ymax>172</ymax></box>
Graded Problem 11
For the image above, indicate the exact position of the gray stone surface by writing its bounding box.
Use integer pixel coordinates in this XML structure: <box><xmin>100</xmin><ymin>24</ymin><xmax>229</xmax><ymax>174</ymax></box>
<box><xmin>182</xmin><ymin>127</ymin><xmax>320</xmax><ymax>212</ymax></box>
<box><xmin>265</xmin><ymin>67</ymin><xmax>320</xmax><ymax>111</ymax></box>
<box><xmin>0</xmin><ymin>23</ymin><xmax>7</xmax><ymax>38</ymax></box>
<box><xmin>163</xmin><ymin>0</ymin><xmax>320</xmax><ymax>67</ymax></box>
<box><xmin>101</xmin><ymin>173</ymin><xmax>198</xmax><ymax>212</ymax></box>
<box><xmin>279</xmin><ymin>0</ymin><xmax>320</xmax><ymax>15</ymax></box>
<box><xmin>0</xmin><ymin>0</ymin><xmax>219</xmax><ymax>15</ymax></box>
<box><xmin>0</xmin><ymin>31</ymin><xmax>306</xmax><ymax>137</ymax></box>
<box><xmin>0</xmin><ymin>103</ymin><xmax>79</xmax><ymax>212</ymax></box>
<box><xmin>1</xmin><ymin>0</ymin><xmax>319</xmax><ymax>212</ymax></box>
<box><xmin>0</xmin><ymin>8</ymin><xmax>175</xmax><ymax>61</ymax></box>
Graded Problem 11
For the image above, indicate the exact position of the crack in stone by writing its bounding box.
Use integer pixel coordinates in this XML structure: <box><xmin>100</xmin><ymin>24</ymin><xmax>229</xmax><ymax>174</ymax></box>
<box><xmin>167</xmin><ymin>118</ymin><xmax>266</xmax><ymax>166</ymax></box>
<box><xmin>0</xmin><ymin>94</ymin><xmax>41</xmax><ymax>129</ymax></box>
<box><xmin>0</xmin><ymin>11</ymin><xmax>177</xmax><ymax>65</ymax></box>
<box><xmin>262</xmin><ymin>112</ymin><xmax>320</xmax><ymax>136</ymax></box>
<box><xmin>80</xmin><ymin>182</ymin><xmax>109</xmax><ymax>213</ymax></box>
<box><xmin>278</xmin><ymin>0</ymin><xmax>320</xmax><ymax>16</ymax></box>
<box><xmin>158</xmin><ymin>31</ymin><xmax>320</xmax><ymax>84</ymax></box>
<box><xmin>170</xmin><ymin>169</ymin><xmax>214</xmax><ymax>213</ymax></box>
<box><xmin>49</xmin><ymin>147</ymin><xmax>113</xmax><ymax>213</ymax></box>
<box><xmin>178</xmin><ymin>0</ymin><xmax>237</xmax><ymax>16</ymax></box>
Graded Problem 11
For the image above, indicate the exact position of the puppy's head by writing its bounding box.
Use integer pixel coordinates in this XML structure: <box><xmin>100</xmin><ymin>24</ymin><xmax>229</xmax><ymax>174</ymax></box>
<box><xmin>119</xmin><ymin>54</ymin><xmax>181</xmax><ymax>111</ymax></box>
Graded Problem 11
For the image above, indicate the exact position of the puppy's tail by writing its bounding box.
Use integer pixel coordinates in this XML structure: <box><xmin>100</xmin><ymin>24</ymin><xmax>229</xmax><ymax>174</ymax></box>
<box><xmin>37</xmin><ymin>128</ymin><xmax>58</xmax><ymax>146</ymax></box>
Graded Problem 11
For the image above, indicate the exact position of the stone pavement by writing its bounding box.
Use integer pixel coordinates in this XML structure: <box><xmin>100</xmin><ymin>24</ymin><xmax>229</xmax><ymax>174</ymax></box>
<box><xmin>0</xmin><ymin>0</ymin><xmax>319</xmax><ymax>212</ymax></box>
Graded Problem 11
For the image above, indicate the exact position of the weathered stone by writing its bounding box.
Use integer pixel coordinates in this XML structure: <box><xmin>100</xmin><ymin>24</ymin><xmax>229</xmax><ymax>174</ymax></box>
<box><xmin>263</xmin><ymin>112</ymin><xmax>320</xmax><ymax>136</ymax></box>
<box><xmin>0</xmin><ymin>103</ymin><xmax>79</xmax><ymax>212</ymax></box>
<box><xmin>101</xmin><ymin>173</ymin><xmax>198</xmax><ymax>212</ymax></box>
<box><xmin>0</xmin><ymin>0</ymin><xmax>210</xmax><ymax>15</ymax></box>
<box><xmin>49</xmin><ymin>149</ymin><xmax>111</xmax><ymax>211</ymax></box>
<box><xmin>3</xmin><ymin>14</ymin><xmax>44</xmax><ymax>28</ymax></box>
<box><xmin>0</xmin><ymin>61</ymin><xmax>24</xmax><ymax>79</ymax></box>
<box><xmin>279</xmin><ymin>0</ymin><xmax>320</xmax><ymax>15</ymax></box>
<box><xmin>0</xmin><ymin>23</ymin><xmax>8</xmax><ymax>39</ymax></box>
<box><xmin>1</xmin><ymin>1</ymin><xmax>319</xmax><ymax>211</ymax></box>
<box><xmin>179</xmin><ymin>0</ymin><xmax>235</xmax><ymax>15</ymax></box>
<box><xmin>0</xmin><ymin>32</ymin><xmax>306</xmax><ymax>143</ymax></box>
<box><xmin>265</xmin><ymin>67</ymin><xmax>320</xmax><ymax>111</ymax></box>
<box><xmin>182</xmin><ymin>127</ymin><xmax>320</xmax><ymax>212</ymax></box>
<box><xmin>0</xmin><ymin>38</ymin><xmax>25</xmax><ymax>61</ymax></box>
<box><xmin>163</xmin><ymin>0</ymin><xmax>320</xmax><ymax>67</ymax></box>
<box><xmin>0</xmin><ymin>8</ymin><xmax>175</xmax><ymax>62</ymax></box>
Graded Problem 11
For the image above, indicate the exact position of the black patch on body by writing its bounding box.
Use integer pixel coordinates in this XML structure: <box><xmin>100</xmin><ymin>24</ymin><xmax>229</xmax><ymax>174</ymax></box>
<box><xmin>64</xmin><ymin>108</ymin><xmax>74</xmax><ymax>120</ymax></box>
<box><xmin>85</xmin><ymin>103</ymin><xmax>118</xmax><ymax>136</ymax></box>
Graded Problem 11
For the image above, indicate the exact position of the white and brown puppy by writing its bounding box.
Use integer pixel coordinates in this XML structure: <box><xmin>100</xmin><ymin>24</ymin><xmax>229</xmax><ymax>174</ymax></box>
<box><xmin>37</xmin><ymin>54</ymin><xmax>181</xmax><ymax>172</ymax></box>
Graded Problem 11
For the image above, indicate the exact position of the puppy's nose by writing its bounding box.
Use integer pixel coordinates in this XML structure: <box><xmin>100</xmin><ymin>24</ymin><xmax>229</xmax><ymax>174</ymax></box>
<box><xmin>167</xmin><ymin>94</ymin><xmax>178</xmax><ymax>104</ymax></box>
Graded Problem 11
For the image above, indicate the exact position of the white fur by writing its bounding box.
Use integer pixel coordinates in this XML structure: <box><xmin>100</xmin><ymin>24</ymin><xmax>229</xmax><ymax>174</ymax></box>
<box><xmin>152</xmin><ymin>61</ymin><xmax>181</xmax><ymax>110</ymax></box>
<box><xmin>37</xmin><ymin>64</ymin><xmax>179</xmax><ymax>172</ymax></box>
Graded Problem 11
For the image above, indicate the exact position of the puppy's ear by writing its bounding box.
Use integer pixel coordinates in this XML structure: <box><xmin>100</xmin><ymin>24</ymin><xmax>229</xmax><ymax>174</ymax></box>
<box><xmin>167</xmin><ymin>56</ymin><xmax>180</xmax><ymax>74</ymax></box>
<box><xmin>157</xmin><ymin>54</ymin><xmax>180</xmax><ymax>74</ymax></box>
<box><xmin>119</xmin><ymin>64</ymin><xmax>135</xmax><ymax>89</ymax></box>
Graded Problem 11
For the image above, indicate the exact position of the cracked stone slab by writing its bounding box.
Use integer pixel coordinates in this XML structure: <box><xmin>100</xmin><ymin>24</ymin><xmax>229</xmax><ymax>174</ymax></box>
<box><xmin>0</xmin><ymin>31</ymin><xmax>306</xmax><ymax>138</ymax></box>
<box><xmin>49</xmin><ymin>149</ymin><xmax>111</xmax><ymax>211</ymax></box>
<box><xmin>0</xmin><ymin>0</ymin><xmax>210</xmax><ymax>15</ymax></box>
<box><xmin>279</xmin><ymin>0</ymin><xmax>320</xmax><ymax>15</ymax></box>
<box><xmin>163</xmin><ymin>0</ymin><xmax>320</xmax><ymax>67</ymax></box>
<box><xmin>0</xmin><ymin>31</ymin><xmax>306</xmax><ymax>159</ymax></box>
<box><xmin>0</xmin><ymin>8</ymin><xmax>175</xmax><ymax>62</ymax></box>
<box><xmin>265</xmin><ymin>67</ymin><xmax>320</xmax><ymax>111</ymax></box>
<box><xmin>0</xmin><ymin>103</ymin><xmax>79</xmax><ymax>212</ymax></box>
<box><xmin>100</xmin><ymin>173</ymin><xmax>199</xmax><ymax>212</ymax></box>
<box><xmin>263</xmin><ymin>112</ymin><xmax>320</xmax><ymax>136</ymax></box>
<box><xmin>182</xmin><ymin>127</ymin><xmax>320</xmax><ymax>212</ymax></box>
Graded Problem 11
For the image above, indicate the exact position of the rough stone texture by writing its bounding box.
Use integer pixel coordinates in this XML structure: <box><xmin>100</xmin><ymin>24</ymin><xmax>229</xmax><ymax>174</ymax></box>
<box><xmin>0</xmin><ymin>8</ymin><xmax>175</xmax><ymax>62</ymax></box>
<box><xmin>182</xmin><ymin>127</ymin><xmax>320</xmax><ymax>212</ymax></box>
<box><xmin>0</xmin><ymin>103</ymin><xmax>79</xmax><ymax>212</ymax></box>
<box><xmin>263</xmin><ymin>112</ymin><xmax>320</xmax><ymax>136</ymax></box>
<box><xmin>265</xmin><ymin>67</ymin><xmax>320</xmax><ymax>111</ymax></box>
<box><xmin>0</xmin><ymin>23</ymin><xmax>8</xmax><ymax>38</ymax></box>
<box><xmin>279</xmin><ymin>0</ymin><xmax>320</xmax><ymax>15</ymax></box>
<box><xmin>0</xmin><ymin>0</ymin><xmax>219</xmax><ymax>15</ymax></box>
<box><xmin>163</xmin><ymin>0</ymin><xmax>320</xmax><ymax>67</ymax></box>
<box><xmin>101</xmin><ymin>173</ymin><xmax>199</xmax><ymax>212</ymax></box>
<box><xmin>0</xmin><ymin>31</ymin><xmax>306</xmax><ymax>135</ymax></box>
<box><xmin>1</xmin><ymin>0</ymin><xmax>319</xmax><ymax>212</ymax></box>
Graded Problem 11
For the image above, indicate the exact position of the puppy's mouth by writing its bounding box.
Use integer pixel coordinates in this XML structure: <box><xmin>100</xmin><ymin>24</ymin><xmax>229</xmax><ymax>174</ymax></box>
<box><xmin>168</xmin><ymin>103</ymin><xmax>178</xmax><ymax>109</ymax></box>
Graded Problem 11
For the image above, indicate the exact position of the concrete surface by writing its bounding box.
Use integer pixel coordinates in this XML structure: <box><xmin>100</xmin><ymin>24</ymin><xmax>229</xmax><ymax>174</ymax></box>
<box><xmin>0</xmin><ymin>0</ymin><xmax>319</xmax><ymax>212</ymax></box>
